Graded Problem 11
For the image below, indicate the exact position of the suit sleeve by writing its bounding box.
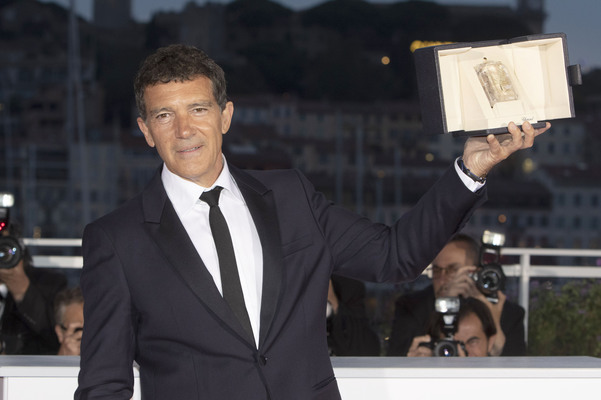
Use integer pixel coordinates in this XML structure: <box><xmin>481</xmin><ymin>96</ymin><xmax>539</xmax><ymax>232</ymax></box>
<box><xmin>300</xmin><ymin>164</ymin><xmax>487</xmax><ymax>283</ymax></box>
<box><xmin>75</xmin><ymin>222</ymin><xmax>136</xmax><ymax>400</ymax></box>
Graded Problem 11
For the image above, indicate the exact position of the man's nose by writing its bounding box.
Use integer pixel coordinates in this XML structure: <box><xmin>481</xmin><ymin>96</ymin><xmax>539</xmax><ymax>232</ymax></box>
<box><xmin>175</xmin><ymin>114</ymin><xmax>193</xmax><ymax>138</ymax></box>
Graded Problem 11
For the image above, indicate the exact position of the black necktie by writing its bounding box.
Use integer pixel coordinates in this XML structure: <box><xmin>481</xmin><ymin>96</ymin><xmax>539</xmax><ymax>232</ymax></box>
<box><xmin>200</xmin><ymin>186</ymin><xmax>254</xmax><ymax>341</ymax></box>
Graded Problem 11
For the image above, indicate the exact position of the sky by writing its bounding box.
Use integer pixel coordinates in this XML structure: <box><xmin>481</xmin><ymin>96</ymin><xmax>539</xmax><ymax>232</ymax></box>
<box><xmin>39</xmin><ymin>0</ymin><xmax>601</xmax><ymax>71</ymax></box>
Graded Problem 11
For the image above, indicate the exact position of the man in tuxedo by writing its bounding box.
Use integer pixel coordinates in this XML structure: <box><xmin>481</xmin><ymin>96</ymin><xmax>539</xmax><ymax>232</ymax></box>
<box><xmin>75</xmin><ymin>44</ymin><xmax>548</xmax><ymax>399</ymax></box>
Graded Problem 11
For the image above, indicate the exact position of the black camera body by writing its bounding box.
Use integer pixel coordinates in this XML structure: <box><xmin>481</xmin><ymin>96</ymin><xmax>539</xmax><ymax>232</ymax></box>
<box><xmin>471</xmin><ymin>230</ymin><xmax>506</xmax><ymax>303</ymax></box>
<box><xmin>422</xmin><ymin>337</ymin><xmax>466</xmax><ymax>357</ymax></box>
<box><xmin>0</xmin><ymin>193</ymin><xmax>23</xmax><ymax>270</ymax></box>
<box><xmin>472</xmin><ymin>263</ymin><xmax>505</xmax><ymax>300</ymax></box>
<box><xmin>420</xmin><ymin>297</ymin><xmax>465</xmax><ymax>357</ymax></box>
<box><xmin>433</xmin><ymin>338</ymin><xmax>465</xmax><ymax>357</ymax></box>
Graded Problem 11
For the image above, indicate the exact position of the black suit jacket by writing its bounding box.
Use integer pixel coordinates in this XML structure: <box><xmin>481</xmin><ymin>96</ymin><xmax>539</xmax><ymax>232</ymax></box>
<box><xmin>76</xmin><ymin>163</ymin><xmax>485</xmax><ymax>400</ymax></box>
<box><xmin>387</xmin><ymin>284</ymin><xmax>526</xmax><ymax>356</ymax></box>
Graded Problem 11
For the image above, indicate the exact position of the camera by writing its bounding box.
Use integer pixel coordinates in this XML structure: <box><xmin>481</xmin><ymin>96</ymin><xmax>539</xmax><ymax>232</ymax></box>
<box><xmin>471</xmin><ymin>230</ymin><xmax>506</xmax><ymax>303</ymax></box>
<box><xmin>420</xmin><ymin>297</ymin><xmax>466</xmax><ymax>357</ymax></box>
<box><xmin>0</xmin><ymin>192</ymin><xmax>24</xmax><ymax>270</ymax></box>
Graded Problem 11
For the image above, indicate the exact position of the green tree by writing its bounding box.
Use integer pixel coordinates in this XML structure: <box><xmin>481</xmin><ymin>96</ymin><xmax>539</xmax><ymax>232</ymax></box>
<box><xmin>528</xmin><ymin>279</ymin><xmax>601</xmax><ymax>356</ymax></box>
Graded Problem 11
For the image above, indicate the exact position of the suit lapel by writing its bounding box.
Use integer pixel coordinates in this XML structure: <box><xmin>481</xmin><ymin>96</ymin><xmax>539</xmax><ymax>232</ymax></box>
<box><xmin>141</xmin><ymin>168</ymin><xmax>255</xmax><ymax>346</ymax></box>
<box><xmin>230</xmin><ymin>166</ymin><xmax>283</xmax><ymax>348</ymax></box>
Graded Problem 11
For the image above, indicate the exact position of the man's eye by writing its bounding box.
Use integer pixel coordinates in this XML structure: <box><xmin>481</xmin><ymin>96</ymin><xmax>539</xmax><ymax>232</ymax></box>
<box><xmin>156</xmin><ymin>113</ymin><xmax>169</xmax><ymax>119</ymax></box>
<box><xmin>192</xmin><ymin>107</ymin><xmax>207</xmax><ymax>113</ymax></box>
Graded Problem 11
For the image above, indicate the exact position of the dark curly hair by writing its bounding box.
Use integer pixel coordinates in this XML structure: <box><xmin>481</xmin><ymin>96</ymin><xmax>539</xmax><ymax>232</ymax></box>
<box><xmin>134</xmin><ymin>44</ymin><xmax>228</xmax><ymax>120</ymax></box>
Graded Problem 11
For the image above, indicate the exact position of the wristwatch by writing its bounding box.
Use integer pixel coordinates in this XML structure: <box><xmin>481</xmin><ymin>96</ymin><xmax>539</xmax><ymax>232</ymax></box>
<box><xmin>457</xmin><ymin>157</ymin><xmax>486</xmax><ymax>183</ymax></box>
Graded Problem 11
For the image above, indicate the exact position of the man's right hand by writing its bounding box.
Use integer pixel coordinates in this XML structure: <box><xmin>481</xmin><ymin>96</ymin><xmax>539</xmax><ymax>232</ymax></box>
<box><xmin>406</xmin><ymin>335</ymin><xmax>433</xmax><ymax>357</ymax></box>
<box><xmin>57</xmin><ymin>322</ymin><xmax>83</xmax><ymax>356</ymax></box>
<box><xmin>435</xmin><ymin>265</ymin><xmax>479</xmax><ymax>298</ymax></box>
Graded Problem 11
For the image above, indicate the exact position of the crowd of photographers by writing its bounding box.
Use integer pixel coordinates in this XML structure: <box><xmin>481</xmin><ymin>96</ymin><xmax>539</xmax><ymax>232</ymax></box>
<box><xmin>0</xmin><ymin>195</ymin><xmax>84</xmax><ymax>356</ymax></box>
<box><xmin>1</xmin><ymin>193</ymin><xmax>522</xmax><ymax>358</ymax></box>
<box><xmin>387</xmin><ymin>233</ymin><xmax>526</xmax><ymax>357</ymax></box>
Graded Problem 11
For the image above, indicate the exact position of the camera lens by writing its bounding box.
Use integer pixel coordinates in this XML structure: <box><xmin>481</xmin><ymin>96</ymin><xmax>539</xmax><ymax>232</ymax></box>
<box><xmin>480</xmin><ymin>269</ymin><xmax>500</xmax><ymax>291</ymax></box>
<box><xmin>474</xmin><ymin>265</ymin><xmax>506</xmax><ymax>296</ymax></box>
<box><xmin>0</xmin><ymin>236</ymin><xmax>22</xmax><ymax>269</ymax></box>
<box><xmin>433</xmin><ymin>340</ymin><xmax>458</xmax><ymax>357</ymax></box>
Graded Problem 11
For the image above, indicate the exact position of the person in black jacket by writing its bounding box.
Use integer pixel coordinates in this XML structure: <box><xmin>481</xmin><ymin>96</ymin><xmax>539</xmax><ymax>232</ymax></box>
<box><xmin>406</xmin><ymin>296</ymin><xmax>498</xmax><ymax>357</ymax></box>
<box><xmin>327</xmin><ymin>275</ymin><xmax>380</xmax><ymax>356</ymax></box>
<box><xmin>0</xmin><ymin>224</ymin><xmax>67</xmax><ymax>354</ymax></box>
<box><xmin>387</xmin><ymin>233</ymin><xmax>526</xmax><ymax>357</ymax></box>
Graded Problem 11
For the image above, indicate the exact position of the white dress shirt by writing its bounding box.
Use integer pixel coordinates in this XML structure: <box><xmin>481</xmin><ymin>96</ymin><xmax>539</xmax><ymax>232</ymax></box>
<box><xmin>162</xmin><ymin>158</ymin><xmax>263</xmax><ymax>347</ymax></box>
<box><xmin>454</xmin><ymin>157</ymin><xmax>486</xmax><ymax>192</ymax></box>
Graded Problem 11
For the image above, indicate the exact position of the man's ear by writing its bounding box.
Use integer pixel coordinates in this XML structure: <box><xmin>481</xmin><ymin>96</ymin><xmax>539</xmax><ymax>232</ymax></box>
<box><xmin>487</xmin><ymin>334</ymin><xmax>496</xmax><ymax>356</ymax></box>
<box><xmin>137</xmin><ymin>117</ymin><xmax>156</xmax><ymax>148</ymax></box>
<box><xmin>221</xmin><ymin>101</ymin><xmax>234</xmax><ymax>134</ymax></box>
<box><xmin>55</xmin><ymin>325</ymin><xmax>65</xmax><ymax>344</ymax></box>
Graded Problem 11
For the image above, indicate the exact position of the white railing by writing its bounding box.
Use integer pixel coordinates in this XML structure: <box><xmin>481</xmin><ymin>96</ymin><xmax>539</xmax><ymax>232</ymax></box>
<box><xmin>23</xmin><ymin>239</ymin><xmax>601</xmax><ymax>337</ymax></box>
<box><xmin>24</xmin><ymin>238</ymin><xmax>83</xmax><ymax>269</ymax></box>
<box><xmin>502</xmin><ymin>247</ymin><xmax>601</xmax><ymax>338</ymax></box>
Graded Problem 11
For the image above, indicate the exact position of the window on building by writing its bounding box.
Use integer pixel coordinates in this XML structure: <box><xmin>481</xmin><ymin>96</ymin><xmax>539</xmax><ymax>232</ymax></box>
<box><xmin>481</xmin><ymin>214</ymin><xmax>491</xmax><ymax>226</ymax></box>
<box><xmin>556</xmin><ymin>193</ymin><xmax>565</xmax><ymax>206</ymax></box>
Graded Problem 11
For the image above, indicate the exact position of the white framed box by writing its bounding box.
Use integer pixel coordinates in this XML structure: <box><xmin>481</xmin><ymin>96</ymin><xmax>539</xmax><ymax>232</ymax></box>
<box><xmin>414</xmin><ymin>33</ymin><xmax>582</xmax><ymax>137</ymax></box>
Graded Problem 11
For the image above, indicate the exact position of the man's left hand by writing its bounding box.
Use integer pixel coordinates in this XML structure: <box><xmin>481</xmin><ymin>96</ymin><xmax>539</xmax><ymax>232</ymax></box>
<box><xmin>0</xmin><ymin>260</ymin><xmax>30</xmax><ymax>303</ymax></box>
<box><xmin>462</xmin><ymin>121</ymin><xmax>550</xmax><ymax>178</ymax></box>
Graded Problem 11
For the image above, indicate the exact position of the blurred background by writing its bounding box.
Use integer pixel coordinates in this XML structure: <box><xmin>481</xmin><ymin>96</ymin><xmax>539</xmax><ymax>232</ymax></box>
<box><xmin>1</xmin><ymin>0</ymin><xmax>600</xmax><ymax>356</ymax></box>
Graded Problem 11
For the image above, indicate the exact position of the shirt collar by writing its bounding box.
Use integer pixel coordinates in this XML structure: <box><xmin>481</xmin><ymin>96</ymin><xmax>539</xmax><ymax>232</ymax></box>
<box><xmin>161</xmin><ymin>155</ymin><xmax>244</xmax><ymax>216</ymax></box>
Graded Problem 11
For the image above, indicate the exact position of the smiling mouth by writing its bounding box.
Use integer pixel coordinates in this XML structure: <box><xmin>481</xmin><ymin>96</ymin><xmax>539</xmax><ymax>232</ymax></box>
<box><xmin>178</xmin><ymin>146</ymin><xmax>201</xmax><ymax>153</ymax></box>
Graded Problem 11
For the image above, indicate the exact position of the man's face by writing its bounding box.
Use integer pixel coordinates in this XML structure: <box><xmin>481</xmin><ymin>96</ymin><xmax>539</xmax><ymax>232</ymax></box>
<box><xmin>453</xmin><ymin>312</ymin><xmax>492</xmax><ymax>357</ymax></box>
<box><xmin>137</xmin><ymin>76</ymin><xmax>234</xmax><ymax>187</ymax></box>
<box><xmin>62</xmin><ymin>302</ymin><xmax>84</xmax><ymax>329</ymax></box>
<box><xmin>56</xmin><ymin>302</ymin><xmax>84</xmax><ymax>343</ymax></box>
<box><xmin>431</xmin><ymin>242</ymin><xmax>471</xmax><ymax>295</ymax></box>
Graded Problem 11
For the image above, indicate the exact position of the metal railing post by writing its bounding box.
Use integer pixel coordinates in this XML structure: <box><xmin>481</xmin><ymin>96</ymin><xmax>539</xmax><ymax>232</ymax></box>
<box><xmin>519</xmin><ymin>252</ymin><xmax>531</xmax><ymax>341</ymax></box>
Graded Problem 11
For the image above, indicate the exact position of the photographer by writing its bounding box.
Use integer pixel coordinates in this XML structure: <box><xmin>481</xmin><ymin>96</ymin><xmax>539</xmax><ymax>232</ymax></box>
<box><xmin>0</xmin><ymin>223</ymin><xmax>67</xmax><ymax>354</ymax></box>
<box><xmin>387</xmin><ymin>233</ymin><xmax>526</xmax><ymax>357</ymax></box>
<box><xmin>54</xmin><ymin>286</ymin><xmax>84</xmax><ymax>356</ymax></box>
<box><xmin>407</xmin><ymin>297</ymin><xmax>497</xmax><ymax>357</ymax></box>
<box><xmin>327</xmin><ymin>275</ymin><xmax>380</xmax><ymax>356</ymax></box>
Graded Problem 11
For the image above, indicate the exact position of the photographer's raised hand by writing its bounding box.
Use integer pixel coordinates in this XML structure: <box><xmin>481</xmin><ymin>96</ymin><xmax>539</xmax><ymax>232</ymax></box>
<box><xmin>462</xmin><ymin>121</ymin><xmax>550</xmax><ymax>179</ymax></box>
<box><xmin>435</xmin><ymin>265</ymin><xmax>480</xmax><ymax>299</ymax></box>
<box><xmin>0</xmin><ymin>259</ymin><xmax>30</xmax><ymax>303</ymax></box>
<box><xmin>56</xmin><ymin>321</ymin><xmax>84</xmax><ymax>356</ymax></box>
<box><xmin>407</xmin><ymin>335</ymin><xmax>434</xmax><ymax>357</ymax></box>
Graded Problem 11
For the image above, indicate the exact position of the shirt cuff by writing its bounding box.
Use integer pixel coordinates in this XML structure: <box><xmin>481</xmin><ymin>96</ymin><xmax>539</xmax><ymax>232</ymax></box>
<box><xmin>454</xmin><ymin>157</ymin><xmax>486</xmax><ymax>192</ymax></box>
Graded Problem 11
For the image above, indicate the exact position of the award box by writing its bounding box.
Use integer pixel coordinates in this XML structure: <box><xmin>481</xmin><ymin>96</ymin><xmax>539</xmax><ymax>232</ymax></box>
<box><xmin>413</xmin><ymin>33</ymin><xmax>582</xmax><ymax>137</ymax></box>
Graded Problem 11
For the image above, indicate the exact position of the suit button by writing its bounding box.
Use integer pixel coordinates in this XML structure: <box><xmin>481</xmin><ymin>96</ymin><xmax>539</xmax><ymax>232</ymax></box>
<box><xmin>256</xmin><ymin>354</ymin><xmax>267</xmax><ymax>366</ymax></box>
